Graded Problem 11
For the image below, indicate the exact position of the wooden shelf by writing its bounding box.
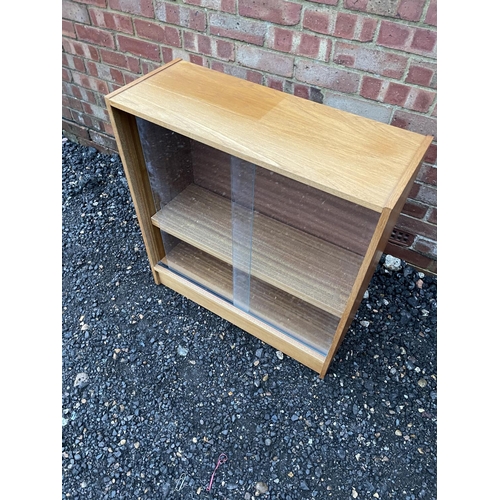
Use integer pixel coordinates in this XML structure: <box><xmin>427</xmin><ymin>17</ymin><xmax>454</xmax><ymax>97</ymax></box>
<box><xmin>164</xmin><ymin>242</ymin><xmax>339</xmax><ymax>355</ymax></box>
<box><xmin>152</xmin><ymin>184</ymin><xmax>362</xmax><ymax>318</ymax></box>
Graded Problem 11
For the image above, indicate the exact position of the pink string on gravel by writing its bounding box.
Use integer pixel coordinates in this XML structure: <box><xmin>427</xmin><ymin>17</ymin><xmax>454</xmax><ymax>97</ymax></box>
<box><xmin>206</xmin><ymin>453</ymin><xmax>228</xmax><ymax>491</ymax></box>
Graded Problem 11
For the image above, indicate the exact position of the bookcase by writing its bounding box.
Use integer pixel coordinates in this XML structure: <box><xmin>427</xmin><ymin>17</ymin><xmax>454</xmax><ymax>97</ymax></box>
<box><xmin>105</xmin><ymin>59</ymin><xmax>432</xmax><ymax>378</ymax></box>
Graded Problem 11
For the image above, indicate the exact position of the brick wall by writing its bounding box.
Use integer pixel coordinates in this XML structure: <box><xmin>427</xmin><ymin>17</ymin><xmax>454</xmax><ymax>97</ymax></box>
<box><xmin>62</xmin><ymin>0</ymin><xmax>437</xmax><ymax>274</ymax></box>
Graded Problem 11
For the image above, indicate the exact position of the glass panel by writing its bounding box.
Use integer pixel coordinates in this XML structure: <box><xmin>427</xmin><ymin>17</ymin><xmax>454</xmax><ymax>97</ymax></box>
<box><xmin>230</xmin><ymin>157</ymin><xmax>255</xmax><ymax>313</ymax></box>
<box><xmin>136</xmin><ymin>117</ymin><xmax>381</xmax><ymax>355</ymax></box>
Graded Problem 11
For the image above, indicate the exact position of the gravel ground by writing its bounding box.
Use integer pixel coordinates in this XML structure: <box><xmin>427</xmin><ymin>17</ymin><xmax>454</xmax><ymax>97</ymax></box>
<box><xmin>62</xmin><ymin>136</ymin><xmax>437</xmax><ymax>500</ymax></box>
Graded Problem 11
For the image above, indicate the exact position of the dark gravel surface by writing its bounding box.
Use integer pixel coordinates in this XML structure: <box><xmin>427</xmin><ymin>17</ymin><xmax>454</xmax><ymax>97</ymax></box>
<box><xmin>62</xmin><ymin>136</ymin><xmax>437</xmax><ymax>500</ymax></box>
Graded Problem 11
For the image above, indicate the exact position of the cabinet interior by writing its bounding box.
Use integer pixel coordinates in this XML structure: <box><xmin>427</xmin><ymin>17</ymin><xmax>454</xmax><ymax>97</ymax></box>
<box><xmin>136</xmin><ymin>117</ymin><xmax>380</xmax><ymax>356</ymax></box>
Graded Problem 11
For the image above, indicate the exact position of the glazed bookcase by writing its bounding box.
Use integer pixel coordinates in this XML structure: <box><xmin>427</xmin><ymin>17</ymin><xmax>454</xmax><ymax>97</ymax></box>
<box><xmin>105</xmin><ymin>59</ymin><xmax>432</xmax><ymax>378</ymax></box>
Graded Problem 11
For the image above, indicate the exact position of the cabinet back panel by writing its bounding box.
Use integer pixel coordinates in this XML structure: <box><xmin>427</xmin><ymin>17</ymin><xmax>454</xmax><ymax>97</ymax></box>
<box><xmin>191</xmin><ymin>140</ymin><xmax>378</xmax><ymax>256</ymax></box>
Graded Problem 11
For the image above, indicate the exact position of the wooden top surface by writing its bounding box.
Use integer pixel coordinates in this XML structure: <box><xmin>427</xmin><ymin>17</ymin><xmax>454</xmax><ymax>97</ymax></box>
<box><xmin>106</xmin><ymin>59</ymin><xmax>433</xmax><ymax>212</ymax></box>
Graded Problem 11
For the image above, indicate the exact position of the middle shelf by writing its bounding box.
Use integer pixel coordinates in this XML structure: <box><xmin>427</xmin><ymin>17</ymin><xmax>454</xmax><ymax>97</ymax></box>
<box><xmin>151</xmin><ymin>183</ymin><xmax>362</xmax><ymax>318</ymax></box>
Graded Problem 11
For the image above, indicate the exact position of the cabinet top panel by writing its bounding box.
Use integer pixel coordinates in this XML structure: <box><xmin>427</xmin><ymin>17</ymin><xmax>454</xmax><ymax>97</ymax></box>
<box><xmin>106</xmin><ymin>59</ymin><xmax>432</xmax><ymax>212</ymax></box>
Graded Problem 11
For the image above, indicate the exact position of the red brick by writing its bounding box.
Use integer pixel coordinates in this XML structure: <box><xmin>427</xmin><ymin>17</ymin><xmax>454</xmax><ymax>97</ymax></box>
<box><xmin>416</xmin><ymin>163</ymin><xmax>437</xmax><ymax>186</ymax></box>
<box><xmin>89</xmin><ymin>8</ymin><xmax>133</xmax><ymax>34</ymax></box>
<box><xmin>63</xmin><ymin>54</ymin><xmax>86</xmax><ymax>72</ymax></box>
<box><xmin>62</xmin><ymin>119</ymin><xmax>91</xmax><ymax>141</ymax></box>
<box><xmin>216</xmin><ymin>39</ymin><xmax>234</xmax><ymax>60</ymax></box>
<box><xmin>71</xmin><ymin>71</ymin><xmax>109</xmax><ymax>94</ymax></box>
<box><xmin>344</xmin><ymin>0</ymin><xmax>368</xmax><ymax>12</ymax></box>
<box><xmin>383</xmin><ymin>82</ymin><xmax>411</xmax><ymax>106</ymax></box>
<box><xmin>62</xmin><ymin>105</ymin><xmax>73</xmax><ymax>121</ymax></box>
<box><xmin>75</xmin><ymin>24</ymin><xmax>115</xmax><ymax>48</ymax></box>
<box><xmin>135</xmin><ymin>19</ymin><xmax>181</xmax><ymax>46</ymax></box>
<box><xmin>239</xmin><ymin>0</ymin><xmax>302</xmax><ymax>26</ymax></box>
<box><xmin>184</xmin><ymin>0</ymin><xmax>236</xmax><ymax>14</ymax></box>
<box><xmin>63</xmin><ymin>39</ymin><xmax>100</xmax><ymax>60</ymax></box>
<box><xmin>384</xmin><ymin>242</ymin><xmax>436</xmax><ymax>274</ymax></box>
<box><xmin>406</xmin><ymin>63</ymin><xmax>435</xmax><ymax>87</ymax></box>
<box><xmin>411</xmin><ymin>28</ymin><xmax>437</xmax><ymax>54</ymax></box>
<box><xmin>86</xmin><ymin>61</ymin><xmax>125</xmax><ymax>85</ymax></box>
<box><xmin>392</xmin><ymin>110</ymin><xmax>437</xmax><ymax>138</ymax></box>
<box><xmin>431</xmin><ymin>103</ymin><xmax>437</xmax><ymax>117</ymax></box>
<box><xmin>211</xmin><ymin>61</ymin><xmax>263</xmax><ymax>84</ymax></box>
<box><xmin>117</xmin><ymin>35</ymin><xmax>160</xmax><ymax>61</ymax></box>
<box><xmin>156</xmin><ymin>3</ymin><xmax>207</xmax><ymax>31</ymax></box>
<box><xmin>427</xmin><ymin>207</ymin><xmax>437</xmax><ymax>225</ymax></box>
<box><xmin>397</xmin><ymin>0</ymin><xmax>426</xmax><ymax>22</ymax></box>
<box><xmin>395</xmin><ymin>213</ymin><xmax>436</xmax><ymax>240</ymax></box>
<box><xmin>140</xmin><ymin>61</ymin><xmax>161</xmax><ymax>74</ymax></box>
<box><xmin>377</xmin><ymin>20</ymin><xmax>411</xmax><ymax>49</ymax></box>
<box><xmin>188</xmin><ymin>54</ymin><xmax>207</xmax><ymax>66</ymax></box>
<box><xmin>357</xmin><ymin>17</ymin><xmax>377</xmax><ymax>42</ymax></box>
<box><xmin>89</xmin><ymin>130</ymin><xmax>117</xmax><ymax>152</ymax></box>
<box><xmin>100</xmin><ymin>48</ymin><xmax>140</xmax><ymax>73</ymax></box>
<box><xmin>108</xmin><ymin>0</ymin><xmax>154</xmax><ymax>18</ymax></box>
<box><xmin>360</xmin><ymin>75</ymin><xmax>383</xmax><ymax>100</ymax></box>
<box><xmin>298</xmin><ymin>33</ymin><xmax>331</xmax><ymax>60</ymax></box>
<box><xmin>405</xmin><ymin>88</ymin><xmax>435</xmax><ymax>113</ymax></box>
<box><xmin>413</xmin><ymin>236</ymin><xmax>437</xmax><ymax>259</ymax></box>
<box><xmin>267</xmin><ymin>27</ymin><xmax>292</xmax><ymax>52</ymax></box>
<box><xmin>63</xmin><ymin>67</ymin><xmax>72</xmax><ymax>82</ymax></box>
<box><xmin>209</xmin><ymin>13</ymin><xmax>266</xmax><ymax>45</ymax></box>
<box><xmin>334</xmin><ymin>12</ymin><xmax>356</xmax><ymax>39</ymax></box>
<box><xmin>63</xmin><ymin>20</ymin><xmax>76</xmax><ymax>38</ymax></box>
<box><xmin>63</xmin><ymin>1</ymin><xmax>90</xmax><ymax>23</ymax></box>
<box><xmin>266</xmin><ymin>75</ymin><xmax>285</xmax><ymax>91</ymax></box>
<box><xmin>64</xmin><ymin>83</ymin><xmax>97</xmax><ymax>104</ymax></box>
<box><xmin>293</xmin><ymin>84</ymin><xmax>310</xmax><ymax>99</ymax></box>
<box><xmin>408</xmin><ymin>182</ymin><xmax>436</xmax><ymax>206</ymax></box>
<box><xmin>333</xmin><ymin>42</ymin><xmax>408</xmax><ymax>78</ymax></box>
<box><xmin>425</xmin><ymin>0</ymin><xmax>437</xmax><ymax>26</ymax></box>
<box><xmin>402</xmin><ymin>199</ymin><xmax>427</xmax><ymax>219</ymax></box>
<box><xmin>424</xmin><ymin>143</ymin><xmax>437</xmax><ymax>164</ymax></box>
<box><xmin>184</xmin><ymin>32</ymin><xmax>234</xmax><ymax>61</ymax></box>
<box><xmin>63</xmin><ymin>95</ymin><xmax>83</xmax><ymax>112</ymax></box>
<box><xmin>236</xmin><ymin>45</ymin><xmax>294</xmax><ymax>77</ymax></box>
<box><xmin>82</xmin><ymin>101</ymin><xmax>109</xmax><ymax>121</ymax></box>
<box><xmin>295</xmin><ymin>60</ymin><xmax>360</xmax><ymax>93</ymax></box>
<box><xmin>303</xmin><ymin>8</ymin><xmax>335</xmax><ymax>35</ymax></box>
<box><xmin>268</xmin><ymin>27</ymin><xmax>331</xmax><ymax>61</ymax></box>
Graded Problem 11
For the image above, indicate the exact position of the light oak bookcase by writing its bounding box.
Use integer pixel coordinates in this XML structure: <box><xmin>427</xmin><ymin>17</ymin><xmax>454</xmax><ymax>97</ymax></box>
<box><xmin>105</xmin><ymin>59</ymin><xmax>432</xmax><ymax>378</ymax></box>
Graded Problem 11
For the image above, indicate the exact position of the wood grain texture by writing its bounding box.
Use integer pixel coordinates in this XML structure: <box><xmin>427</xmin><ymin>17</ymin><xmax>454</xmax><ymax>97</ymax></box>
<box><xmin>107</xmin><ymin>60</ymin><xmax>433</xmax><ymax>211</ymax></box>
<box><xmin>152</xmin><ymin>184</ymin><xmax>362</xmax><ymax>317</ymax></box>
<box><xmin>104</xmin><ymin>106</ymin><xmax>165</xmax><ymax>284</ymax></box>
<box><xmin>154</xmin><ymin>261</ymin><xmax>326</xmax><ymax>373</ymax></box>
<box><xmin>319</xmin><ymin>157</ymin><xmax>428</xmax><ymax>378</ymax></box>
<box><xmin>191</xmin><ymin>141</ymin><xmax>379</xmax><ymax>256</ymax></box>
<box><xmin>166</xmin><ymin>242</ymin><xmax>338</xmax><ymax>354</ymax></box>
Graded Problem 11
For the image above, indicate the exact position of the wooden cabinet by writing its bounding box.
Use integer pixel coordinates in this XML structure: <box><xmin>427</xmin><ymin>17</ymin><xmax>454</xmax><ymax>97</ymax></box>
<box><xmin>105</xmin><ymin>59</ymin><xmax>432</xmax><ymax>378</ymax></box>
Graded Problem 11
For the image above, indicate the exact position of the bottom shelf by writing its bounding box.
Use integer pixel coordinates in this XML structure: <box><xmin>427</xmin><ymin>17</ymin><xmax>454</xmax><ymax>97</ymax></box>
<box><xmin>163</xmin><ymin>241</ymin><xmax>339</xmax><ymax>355</ymax></box>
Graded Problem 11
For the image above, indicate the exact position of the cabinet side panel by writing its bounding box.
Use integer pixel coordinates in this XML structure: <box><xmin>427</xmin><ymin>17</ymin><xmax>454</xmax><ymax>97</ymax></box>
<box><xmin>105</xmin><ymin>105</ymin><xmax>165</xmax><ymax>284</ymax></box>
<box><xmin>320</xmin><ymin>159</ymin><xmax>426</xmax><ymax>378</ymax></box>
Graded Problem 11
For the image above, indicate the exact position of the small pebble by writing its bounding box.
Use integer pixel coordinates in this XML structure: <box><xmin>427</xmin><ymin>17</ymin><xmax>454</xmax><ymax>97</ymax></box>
<box><xmin>276</xmin><ymin>351</ymin><xmax>283</xmax><ymax>360</ymax></box>
<box><xmin>384</xmin><ymin>255</ymin><xmax>402</xmax><ymax>271</ymax></box>
<box><xmin>360</xmin><ymin>320</ymin><xmax>370</xmax><ymax>327</ymax></box>
<box><xmin>73</xmin><ymin>372</ymin><xmax>89</xmax><ymax>389</ymax></box>
<box><xmin>418</xmin><ymin>378</ymin><xmax>427</xmax><ymax>388</ymax></box>
<box><xmin>177</xmin><ymin>346</ymin><xmax>188</xmax><ymax>356</ymax></box>
<box><xmin>255</xmin><ymin>481</ymin><xmax>268</xmax><ymax>494</ymax></box>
